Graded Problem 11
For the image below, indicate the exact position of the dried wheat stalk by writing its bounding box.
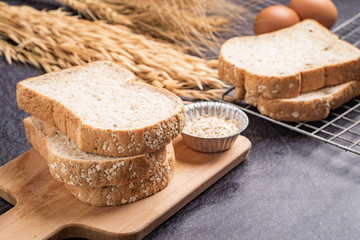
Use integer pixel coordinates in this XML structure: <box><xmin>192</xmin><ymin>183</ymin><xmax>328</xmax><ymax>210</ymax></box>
<box><xmin>0</xmin><ymin>2</ymin><xmax>230</xmax><ymax>100</ymax></box>
<box><xmin>56</xmin><ymin>0</ymin><xmax>244</xmax><ymax>56</ymax></box>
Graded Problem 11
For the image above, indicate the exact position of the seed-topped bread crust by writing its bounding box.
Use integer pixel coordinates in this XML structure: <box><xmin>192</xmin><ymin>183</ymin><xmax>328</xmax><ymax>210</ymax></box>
<box><xmin>17</xmin><ymin>61</ymin><xmax>185</xmax><ymax>157</ymax></box>
<box><xmin>255</xmin><ymin>81</ymin><xmax>360</xmax><ymax>122</ymax></box>
<box><xmin>218</xmin><ymin>19</ymin><xmax>360</xmax><ymax>101</ymax></box>
<box><xmin>23</xmin><ymin>116</ymin><xmax>174</xmax><ymax>187</ymax></box>
<box><xmin>65</xmin><ymin>154</ymin><xmax>175</xmax><ymax>206</ymax></box>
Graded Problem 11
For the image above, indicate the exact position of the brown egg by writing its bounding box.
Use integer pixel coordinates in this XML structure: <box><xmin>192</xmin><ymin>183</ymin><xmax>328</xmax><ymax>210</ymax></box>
<box><xmin>254</xmin><ymin>5</ymin><xmax>301</xmax><ymax>35</ymax></box>
<box><xmin>289</xmin><ymin>0</ymin><xmax>338</xmax><ymax>28</ymax></box>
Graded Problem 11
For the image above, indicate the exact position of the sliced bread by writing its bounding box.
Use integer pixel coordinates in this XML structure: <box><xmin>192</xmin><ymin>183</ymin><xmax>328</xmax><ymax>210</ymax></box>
<box><xmin>17</xmin><ymin>61</ymin><xmax>185</xmax><ymax>157</ymax></box>
<box><xmin>64</xmin><ymin>154</ymin><xmax>175</xmax><ymax>206</ymax></box>
<box><xmin>255</xmin><ymin>81</ymin><xmax>360</xmax><ymax>122</ymax></box>
<box><xmin>219</xmin><ymin>19</ymin><xmax>360</xmax><ymax>100</ymax></box>
<box><xmin>23</xmin><ymin>116</ymin><xmax>173</xmax><ymax>187</ymax></box>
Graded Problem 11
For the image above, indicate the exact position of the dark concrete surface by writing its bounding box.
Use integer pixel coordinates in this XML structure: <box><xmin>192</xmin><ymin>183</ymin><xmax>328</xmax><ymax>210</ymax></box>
<box><xmin>0</xmin><ymin>0</ymin><xmax>359</xmax><ymax>239</ymax></box>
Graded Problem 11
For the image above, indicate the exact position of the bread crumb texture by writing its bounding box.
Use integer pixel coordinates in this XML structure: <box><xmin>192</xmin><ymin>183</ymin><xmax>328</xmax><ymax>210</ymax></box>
<box><xmin>17</xmin><ymin>61</ymin><xmax>185</xmax><ymax>157</ymax></box>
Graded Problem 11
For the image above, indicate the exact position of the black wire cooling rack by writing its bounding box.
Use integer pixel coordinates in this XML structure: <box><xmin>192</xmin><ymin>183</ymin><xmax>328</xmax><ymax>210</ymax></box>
<box><xmin>230</xmin><ymin>4</ymin><xmax>360</xmax><ymax>155</ymax></box>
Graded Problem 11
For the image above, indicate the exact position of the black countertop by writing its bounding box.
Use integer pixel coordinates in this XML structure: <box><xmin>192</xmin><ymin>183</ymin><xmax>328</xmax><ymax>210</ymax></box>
<box><xmin>1</xmin><ymin>0</ymin><xmax>360</xmax><ymax>239</ymax></box>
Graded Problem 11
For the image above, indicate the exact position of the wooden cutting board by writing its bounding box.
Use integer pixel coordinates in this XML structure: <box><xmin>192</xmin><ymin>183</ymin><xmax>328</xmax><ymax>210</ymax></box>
<box><xmin>0</xmin><ymin>135</ymin><xmax>251</xmax><ymax>240</ymax></box>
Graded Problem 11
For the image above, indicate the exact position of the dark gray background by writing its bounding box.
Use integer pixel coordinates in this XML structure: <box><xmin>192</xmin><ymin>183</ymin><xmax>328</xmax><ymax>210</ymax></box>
<box><xmin>1</xmin><ymin>0</ymin><xmax>360</xmax><ymax>239</ymax></box>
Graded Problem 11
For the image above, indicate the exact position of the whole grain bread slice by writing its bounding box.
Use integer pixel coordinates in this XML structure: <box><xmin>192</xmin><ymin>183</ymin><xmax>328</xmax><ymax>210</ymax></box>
<box><xmin>17</xmin><ymin>61</ymin><xmax>185</xmax><ymax>157</ymax></box>
<box><xmin>65</xmin><ymin>154</ymin><xmax>175</xmax><ymax>206</ymax></box>
<box><xmin>23</xmin><ymin>116</ymin><xmax>173</xmax><ymax>187</ymax></box>
<box><xmin>219</xmin><ymin>19</ymin><xmax>360</xmax><ymax>100</ymax></box>
<box><xmin>255</xmin><ymin>81</ymin><xmax>360</xmax><ymax>122</ymax></box>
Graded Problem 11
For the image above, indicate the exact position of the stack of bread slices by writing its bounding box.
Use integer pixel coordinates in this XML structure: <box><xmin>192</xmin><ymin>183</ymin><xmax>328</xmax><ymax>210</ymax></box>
<box><xmin>219</xmin><ymin>19</ymin><xmax>360</xmax><ymax>122</ymax></box>
<box><xmin>16</xmin><ymin>61</ymin><xmax>185</xmax><ymax>206</ymax></box>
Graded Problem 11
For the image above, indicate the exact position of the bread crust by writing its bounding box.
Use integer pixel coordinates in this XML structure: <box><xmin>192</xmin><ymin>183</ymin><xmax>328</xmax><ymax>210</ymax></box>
<box><xmin>256</xmin><ymin>81</ymin><xmax>360</xmax><ymax>121</ymax></box>
<box><xmin>244</xmin><ymin>72</ymin><xmax>301</xmax><ymax>101</ymax></box>
<box><xmin>325</xmin><ymin>58</ymin><xmax>360</xmax><ymax>86</ymax></box>
<box><xmin>64</xmin><ymin>154</ymin><xmax>175</xmax><ymax>206</ymax></box>
<box><xmin>218</xmin><ymin>54</ymin><xmax>246</xmax><ymax>99</ymax></box>
<box><xmin>23</xmin><ymin>116</ymin><xmax>174</xmax><ymax>187</ymax></box>
<box><xmin>218</xmin><ymin>20</ymin><xmax>360</xmax><ymax>101</ymax></box>
<box><xmin>17</xmin><ymin>61</ymin><xmax>185</xmax><ymax>157</ymax></box>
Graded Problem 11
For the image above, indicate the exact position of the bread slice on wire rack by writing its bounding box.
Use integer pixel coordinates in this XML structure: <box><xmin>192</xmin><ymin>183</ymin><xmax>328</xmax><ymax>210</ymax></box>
<box><xmin>219</xmin><ymin>19</ymin><xmax>360</xmax><ymax>101</ymax></box>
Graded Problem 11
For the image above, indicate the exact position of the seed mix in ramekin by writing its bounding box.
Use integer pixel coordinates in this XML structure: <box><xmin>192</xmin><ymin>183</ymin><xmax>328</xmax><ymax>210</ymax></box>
<box><xmin>181</xmin><ymin>101</ymin><xmax>249</xmax><ymax>153</ymax></box>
